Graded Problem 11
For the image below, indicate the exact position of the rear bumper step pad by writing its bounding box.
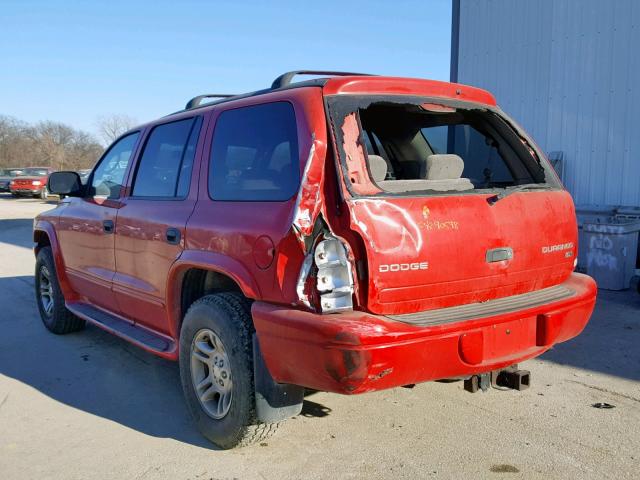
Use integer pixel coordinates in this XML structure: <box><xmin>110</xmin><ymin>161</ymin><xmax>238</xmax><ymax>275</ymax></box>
<box><xmin>386</xmin><ymin>284</ymin><xmax>575</xmax><ymax>326</ymax></box>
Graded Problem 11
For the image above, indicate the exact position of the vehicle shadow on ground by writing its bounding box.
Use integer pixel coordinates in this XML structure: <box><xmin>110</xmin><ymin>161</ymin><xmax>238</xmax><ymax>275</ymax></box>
<box><xmin>540</xmin><ymin>288</ymin><xmax>640</xmax><ymax>381</ymax></box>
<box><xmin>0</xmin><ymin>218</ymin><xmax>38</xmax><ymax>249</ymax></box>
<box><xmin>0</xmin><ymin>192</ymin><xmax>59</xmax><ymax>205</ymax></box>
<box><xmin>0</xmin><ymin>275</ymin><xmax>332</xmax><ymax>449</ymax></box>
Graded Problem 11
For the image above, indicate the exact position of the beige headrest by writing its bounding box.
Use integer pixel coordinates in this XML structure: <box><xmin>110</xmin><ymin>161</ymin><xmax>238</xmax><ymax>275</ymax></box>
<box><xmin>424</xmin><ymin>154</ymin><xmax>464</xmax><ymax>180</ymax></box>
<box><xmin>368</xmin><ymin>154</ymin><xmax>388</xmax><ymax>183</ymax></box>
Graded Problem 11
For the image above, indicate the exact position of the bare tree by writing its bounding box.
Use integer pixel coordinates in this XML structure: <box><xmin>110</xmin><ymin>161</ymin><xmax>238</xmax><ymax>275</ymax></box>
<box><xmin>95</xmin><ymin>114</ymin><xmax>137</xmax><ymax>146</ymax></box>
<box><xmin>0</xmin><ymin>115</ymin><xmax>103</xmax><ymax>171</ymax></box>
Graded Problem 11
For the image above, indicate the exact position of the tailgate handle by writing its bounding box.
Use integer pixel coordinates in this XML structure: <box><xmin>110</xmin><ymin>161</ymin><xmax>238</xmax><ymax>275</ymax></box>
<box><xmin>486</xmin><ymin>247</ymin><xmax>513</xmax><ymax>263</ymax></box>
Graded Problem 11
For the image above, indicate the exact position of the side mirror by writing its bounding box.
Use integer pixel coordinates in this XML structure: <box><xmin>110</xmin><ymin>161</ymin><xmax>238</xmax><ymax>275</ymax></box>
<box><xmin>48</xmin><ymin>171</ymin><xmax>83</xmax><ymax>197</ymax></box>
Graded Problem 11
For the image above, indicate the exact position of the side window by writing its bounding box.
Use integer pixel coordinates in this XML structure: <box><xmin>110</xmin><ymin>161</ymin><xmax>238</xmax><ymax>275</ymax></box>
<box><xmin>91</xmin><ymin>132</ymin><xmax>139</xmax><ymax>199</ymax></box>
<box><xmin>132</xmin><ymin>117</ymin><xmax>202</xmax><ymax>198</ymax></box>
<box><xmin>209</xmin><ymin>102</ymin><xmax>299</xmax><ymax>201</ymax></box>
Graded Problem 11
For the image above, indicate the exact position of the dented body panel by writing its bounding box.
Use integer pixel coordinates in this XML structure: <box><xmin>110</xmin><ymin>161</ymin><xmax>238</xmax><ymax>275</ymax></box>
<box><xmin>344</xmin><ymin>190</ymin><xmax>577</xmax><ymax>314</ymax></box>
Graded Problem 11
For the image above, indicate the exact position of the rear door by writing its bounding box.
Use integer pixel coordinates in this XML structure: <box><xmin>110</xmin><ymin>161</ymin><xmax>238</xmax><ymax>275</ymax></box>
<box><xmin>113</xmin><ymin>115</ymin><xmax>204</xmax><ymax>335</ymax></box>
<box><xmin>57</xmin><ymin>132</ymin><xmax>140</xmax><ymax>310</ymax></box>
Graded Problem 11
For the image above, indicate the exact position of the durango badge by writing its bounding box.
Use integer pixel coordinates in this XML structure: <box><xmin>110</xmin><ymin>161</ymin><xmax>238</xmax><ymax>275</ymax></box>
<box><xmin>541</xmin><ymin>242</ymin><xmax>574</xmax><ymax>254</ymax></box>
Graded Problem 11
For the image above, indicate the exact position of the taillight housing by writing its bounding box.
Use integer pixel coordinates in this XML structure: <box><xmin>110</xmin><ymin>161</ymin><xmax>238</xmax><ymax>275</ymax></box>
<box><xmin>296</xmin><ymin>235</ymin><xmax>355</xmax><ymax>313</ymax></box>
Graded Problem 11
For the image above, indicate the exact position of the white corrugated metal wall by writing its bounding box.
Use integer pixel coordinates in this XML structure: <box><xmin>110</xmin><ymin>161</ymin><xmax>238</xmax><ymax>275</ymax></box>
<box><xmin>455</xmin><ymin>0</ymin><xmax>640</xmax><ymax>207</ymax></box>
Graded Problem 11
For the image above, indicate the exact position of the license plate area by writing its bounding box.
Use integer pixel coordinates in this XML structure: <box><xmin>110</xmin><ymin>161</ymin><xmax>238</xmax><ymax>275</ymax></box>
<box><xmin>458</xmin><ymin>316</ymin><xmax>538</xmax><ymax>365</ymax></box>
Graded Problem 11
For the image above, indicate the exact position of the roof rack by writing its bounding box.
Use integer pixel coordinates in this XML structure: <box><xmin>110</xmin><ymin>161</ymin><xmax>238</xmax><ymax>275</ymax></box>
<box><xmin>185</xmin><ymin>94</ymin><xmax>236</xmax><ymax>110</ymax></box>
<box><xmin>271</xmin><ymin>70</ymin><xmax>373</xmax><ymax>89</ymax></box>
<box><xmin>180</xmin><ymin>71</ymin><xmax>374</xmax><ymax>114</ymax></box>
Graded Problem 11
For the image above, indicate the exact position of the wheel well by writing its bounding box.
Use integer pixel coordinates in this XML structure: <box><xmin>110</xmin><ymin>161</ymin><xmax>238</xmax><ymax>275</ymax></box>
<box><xmin>34</xmin><ymin>230</ymin><xmax>51</xmax><ymax>253</ymax></box>
<box><xmin>180</xmin><ymin>268</ymin><xmax>244</xmax><ymax>322</ymax></box>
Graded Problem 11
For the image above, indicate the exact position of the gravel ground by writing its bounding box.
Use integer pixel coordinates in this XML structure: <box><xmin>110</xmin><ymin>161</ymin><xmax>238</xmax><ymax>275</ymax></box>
<box><xmin>0</xmin><ymin>194</ymin><xmax>638</xmax><ymax>480</ymax></box>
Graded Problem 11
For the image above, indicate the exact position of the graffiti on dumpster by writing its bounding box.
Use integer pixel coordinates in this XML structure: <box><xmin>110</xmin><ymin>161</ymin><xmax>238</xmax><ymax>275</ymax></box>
<box><xmin>586</xmin><ymin>226</ymin><xmax>619</xmax><ymax>271</ymax></box>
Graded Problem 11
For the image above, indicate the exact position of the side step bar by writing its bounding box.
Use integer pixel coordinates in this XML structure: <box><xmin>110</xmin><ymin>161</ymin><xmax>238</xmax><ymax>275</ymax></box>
<box><xmin>67</xmin><ymin>302</ymin><xmax>176</xmax><ymax>356</ymax></box>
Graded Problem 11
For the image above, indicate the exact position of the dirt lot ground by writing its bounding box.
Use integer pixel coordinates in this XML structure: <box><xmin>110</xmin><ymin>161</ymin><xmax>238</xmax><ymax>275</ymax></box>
<box><xmin>0</xmin><ymin>194</ymin><xmax>638</xmax><ymax>480</ymax></box>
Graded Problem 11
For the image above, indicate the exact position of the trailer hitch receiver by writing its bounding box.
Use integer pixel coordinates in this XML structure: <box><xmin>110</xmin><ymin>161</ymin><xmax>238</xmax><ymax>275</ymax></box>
<box><xmin>463</xmin><ymin>365</ymin><xmax>531</xmax><ymax>393</ymax></box>
<box><xmin>494</xmin><ymin>366</ymin><xmax>530</xmax><ymax>391</ymax></box>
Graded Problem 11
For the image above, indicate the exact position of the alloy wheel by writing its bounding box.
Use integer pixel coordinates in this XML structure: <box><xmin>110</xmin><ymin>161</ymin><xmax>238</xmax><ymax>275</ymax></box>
<box><xmin>190</xmin><ymin>328</ymin><xmax>233</xmax><ymax>419</ymax></box>
<box><xmin>39</xmin><ymin>265</ymin><xmax>54</xmax><ymax>317</ymax></box>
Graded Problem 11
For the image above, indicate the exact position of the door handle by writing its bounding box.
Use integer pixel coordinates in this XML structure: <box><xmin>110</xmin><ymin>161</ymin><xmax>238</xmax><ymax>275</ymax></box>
<box><xmin>103</xmin><ymin>220</ymin><xmax>114</xmax><ymax>234</ymax></box>
<box><xmin>166</xmin><ymin>227</ymin><xmax>181</xmax><ymax>245</ymax></box>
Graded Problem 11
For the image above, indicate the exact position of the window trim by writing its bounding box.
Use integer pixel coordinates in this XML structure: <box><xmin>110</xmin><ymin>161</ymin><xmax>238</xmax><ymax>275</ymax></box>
<box><xmin>207</xmin><ymin>100</ymin><xmax>300</xmax><ymax>203</ymax></box>
<box><xmin>129</xmin><ymin>116</ymin><xmax>202</xmax><ymax>201</ymax></box>
<box><xmin>87</xmin><ymin>130</ymin><xmax>141</xmax><ymax>200</ymax></box>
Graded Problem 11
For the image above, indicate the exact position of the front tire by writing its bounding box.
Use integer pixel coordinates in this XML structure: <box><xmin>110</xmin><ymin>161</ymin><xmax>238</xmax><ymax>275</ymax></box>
<box><xmin>179</xmin><ymin>293</ymin><xmax>278</xmax><ymax>449</ymax></box>
<box><xmin>38</xmin><ymin>187</ymin><xmax>48</xmax><ymax>200</ymax></box>
<box><xmin>35</xmin><ymin>246</ymin><xmax>85</xmax><ymax>334</ymax></box>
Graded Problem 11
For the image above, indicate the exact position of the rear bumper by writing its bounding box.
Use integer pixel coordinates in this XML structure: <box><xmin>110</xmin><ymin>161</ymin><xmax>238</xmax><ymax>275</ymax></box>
<box><xmin>252</xmin><ymin>273</ymin><xmax>597</xmax><ymax>394</ymax></box>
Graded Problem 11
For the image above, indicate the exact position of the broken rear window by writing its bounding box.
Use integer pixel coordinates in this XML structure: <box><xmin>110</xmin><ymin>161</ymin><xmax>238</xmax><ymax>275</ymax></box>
<box><xmin>327</xmin><ymin>97</ymin><xmax>554</xmax><ymax>196</ymax></box>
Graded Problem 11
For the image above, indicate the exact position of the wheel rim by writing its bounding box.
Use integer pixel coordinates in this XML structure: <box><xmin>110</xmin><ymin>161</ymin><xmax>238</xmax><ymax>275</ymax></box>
<box><xmin>190</xmin><ymin>328</ymin><xmax>233</xmax><ymax>419</ymax></box>
<box><xmin>39</xmin><ymin>265</ymin><xmax>54</xmax><ymax>317</ymax></box>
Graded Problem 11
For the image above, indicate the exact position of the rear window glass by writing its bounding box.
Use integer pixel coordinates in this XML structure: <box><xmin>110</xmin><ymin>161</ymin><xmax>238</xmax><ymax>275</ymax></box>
<box><xmin>132</xmin><ymin>117</ymin><xmax>201</xmax><ymax>198</ymax></box>
<box><xmin>209</xmin><ymin>102</ymin><xmax>299</xmax><ymax>201</ymax></box>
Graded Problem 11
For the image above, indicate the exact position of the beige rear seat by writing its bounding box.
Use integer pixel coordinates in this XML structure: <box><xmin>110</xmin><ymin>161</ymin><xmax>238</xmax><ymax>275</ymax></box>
<box><xmin>378</xmin><ymin>154</ymin><xmax>474</xmax><ymax>193</ymax></box>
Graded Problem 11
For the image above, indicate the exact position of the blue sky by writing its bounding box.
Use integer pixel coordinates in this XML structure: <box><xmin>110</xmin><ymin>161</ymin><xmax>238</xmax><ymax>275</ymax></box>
<box><xmin>1</xmin><ymin>0</ymin><xmax>452</xmax><ymax>136</ymax></box>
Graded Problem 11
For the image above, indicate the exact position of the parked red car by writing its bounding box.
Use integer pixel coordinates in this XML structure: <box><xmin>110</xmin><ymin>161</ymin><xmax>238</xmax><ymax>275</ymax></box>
<box><xmin>10</xmin><ymin>167</ymin><xmax>54</xmax><ymax>199</ymax></box>
<box><xmin>35</xmin><ymin>71</ymin><xmax>597</xmax><ymax>449</ymax></box>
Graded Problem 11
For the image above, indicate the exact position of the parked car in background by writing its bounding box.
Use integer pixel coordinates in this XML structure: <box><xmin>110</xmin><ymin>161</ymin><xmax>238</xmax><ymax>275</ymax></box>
<box><xmin>36</xmin><ymin>70</ymin><xmax>597</xmax><ymax>449</ymax></box>
<box><xmin>10</xmin><ymin>167</ymin><xmax>54</xmax><ymax>199</ymax></box>
<box><xmin>0</xmin><ymin>168</ymin><xmax>25</xmax><ymax>192</ymax></box>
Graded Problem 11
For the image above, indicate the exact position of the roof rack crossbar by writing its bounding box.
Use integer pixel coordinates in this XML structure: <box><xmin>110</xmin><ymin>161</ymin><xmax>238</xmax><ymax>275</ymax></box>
<box><xmin>185</xmin><ymin>94</ymin><xmax>236</xmax><ymax>110</ymax></box>
<box><xmin>271</xmin><ymin>70</ymin><xmax>373</xmax><ymax>89</ymax></box>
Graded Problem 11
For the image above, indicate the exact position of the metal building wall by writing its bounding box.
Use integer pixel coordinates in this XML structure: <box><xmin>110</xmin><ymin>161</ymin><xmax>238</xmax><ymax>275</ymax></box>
<box><xmin>455</xmin><ymin>0</ymin><xmax>640</xmax><ymax>207</ymax></box>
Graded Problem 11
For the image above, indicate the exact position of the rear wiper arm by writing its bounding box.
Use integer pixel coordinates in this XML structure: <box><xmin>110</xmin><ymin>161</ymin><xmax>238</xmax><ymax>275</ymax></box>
<box><xmin>487</xmin><ymin>183</ymin><xmax>551</xmax><ymax>205</ymax></box>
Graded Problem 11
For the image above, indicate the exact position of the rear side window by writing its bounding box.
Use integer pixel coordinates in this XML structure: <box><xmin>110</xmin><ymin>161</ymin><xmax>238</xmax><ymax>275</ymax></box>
<box><xmin>132</xmin><ymin>117</ymin><xmax>202</xmax><ymax>198</ymax></box>
<box><xmin>209</xmin><ymin>102</ymin><xmax>299</xmax><ymax>201</ymax></box>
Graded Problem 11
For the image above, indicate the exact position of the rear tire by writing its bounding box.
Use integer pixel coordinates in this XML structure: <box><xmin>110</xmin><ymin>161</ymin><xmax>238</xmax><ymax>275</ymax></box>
<box><xmin>179</xmin><ymin>293</ymin><xmax>279</xmax><ymax>449</ymax></box>
<box><xmin>35</xmin><ymin>246</ymin><xmax>85</xmax><ymax>334</ymax></box>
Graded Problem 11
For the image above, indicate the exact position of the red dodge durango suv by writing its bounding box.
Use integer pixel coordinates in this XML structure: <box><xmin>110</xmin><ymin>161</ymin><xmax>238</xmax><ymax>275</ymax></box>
<box><xmin>35</xmin><ymin>71</ymin><xmax>597</xmax><ymax>449</ymax></box>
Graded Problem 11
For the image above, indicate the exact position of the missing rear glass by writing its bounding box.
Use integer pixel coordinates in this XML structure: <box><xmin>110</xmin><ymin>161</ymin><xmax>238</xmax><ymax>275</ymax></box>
<box><xmin>327</xmin><ymin>96</ymin><xmax>553</xmax><ymax>197</ymax></box>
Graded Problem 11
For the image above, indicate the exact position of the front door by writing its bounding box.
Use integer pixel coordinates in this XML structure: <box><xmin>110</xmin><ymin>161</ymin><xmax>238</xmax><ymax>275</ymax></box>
<box><xmin>57</xmin><ymin>132</ymin><xmax>140</xmax><ymax>311</ymax></box>
<box><xmin>114</xmin><ymin>116</ymin><xmax>204</xmax><ymax>335</ymax></box>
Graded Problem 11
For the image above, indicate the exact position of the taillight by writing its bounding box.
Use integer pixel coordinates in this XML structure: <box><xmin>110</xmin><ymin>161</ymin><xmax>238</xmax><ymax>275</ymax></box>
<box><xmin>314</xmin><ymin>236</ymin><xmax>355</xmax><ymax>313</ymax></box>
